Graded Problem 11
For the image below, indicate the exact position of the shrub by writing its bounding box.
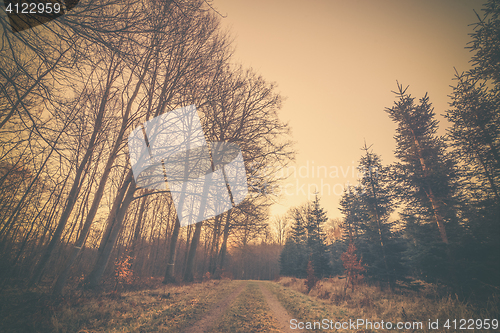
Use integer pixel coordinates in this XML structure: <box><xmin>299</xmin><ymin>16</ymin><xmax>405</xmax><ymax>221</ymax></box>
<box><xmin>305</xmin><ymin>260</ymin><xmax>318</xmax><ymax>293</ymax></box>
<box><xmin>341</xmin><ymin>243</ymin><xmax>365</xmax><ymax>291</ymax></box>
<box><xmin>114</xmin><ymin>255</ymin><xmax>133</xmax><ymax>291</ymax></box>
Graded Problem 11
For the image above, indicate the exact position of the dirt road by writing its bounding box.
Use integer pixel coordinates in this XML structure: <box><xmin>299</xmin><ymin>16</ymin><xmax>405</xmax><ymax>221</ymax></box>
<box><xmin>258</xmin><ymin>282</ymin><xmax>294</xmax><ymax>332</ymax></box>
<box><xmin>36</xmin><ymin>279</ymin><xmax>330</xmax><ymax>332</ymax></box>
<box><xmin>185</xmin><ymin>281</ymin><xmax>294</xmax><ymax>333</ymax></box>
<box><xmin>183</xmin><ymin>281</ymin><xmax>249</xmax><ymax>333</ymax></box>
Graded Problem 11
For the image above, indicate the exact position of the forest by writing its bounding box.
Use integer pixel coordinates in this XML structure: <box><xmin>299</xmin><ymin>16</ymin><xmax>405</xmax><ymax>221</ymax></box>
<box><xmin>0</xmin><ymin>0</ymin><xmax>499</xmax><ymax>330</ymax></box>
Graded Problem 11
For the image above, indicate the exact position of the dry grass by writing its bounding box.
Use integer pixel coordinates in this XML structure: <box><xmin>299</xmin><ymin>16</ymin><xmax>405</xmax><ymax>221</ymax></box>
<box><xmin>271</xmin><ymin>276</ymin><xmax>500</xmax><ymax>333</ymax></box>
<box><xmin>2</xmin><ymin>277</ymin><xmax>497</xmax><ymax>332</ymax></box>
<box><xmin>0</xmin><ymin>280</ymin><xmax>241</xmax><ymax>333</ymax></box>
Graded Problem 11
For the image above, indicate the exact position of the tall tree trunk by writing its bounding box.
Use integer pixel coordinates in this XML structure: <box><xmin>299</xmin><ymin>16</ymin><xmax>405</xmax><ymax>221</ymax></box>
<box><xmin>183</xmin><ymin>221</ymin><xmax>202</xmax><ymax>282</ymax></box>
<box><xmin>163</xmin><ymin>216</ymin><xmax>180</xmax><ymax>283</ymax></box>
<box><xmin>52</xmin><ymin>77</ymin><xmax>146</xmax><ymax>294</ymax></box>
<box><xmin>52</xmin><ymin>168</ymin><xmax>136</xmax><ymax>295</ymax></box>
<box><xmin>84</xmin><ymin>176</ymin><xmax>136</xmax><ymax>288</ymax></box>
<box><xmin>216</xmin><ymin>166</ymin><xmax>237</xmax><ymax>275</ymax></box>
<box><xmin>208</xmin><ymin>215</ymin><xmax>221</xmax><ymax>274</ymax></box>
<box><xmin>368</xmin><ymin>172</ymin><xmax>391</xmax><ymax>290</ymax></box>
<box><xmin>217</xmin><ymin>210</ymin><xmax>232</xmax><ymax>274</ymax></box>
<box><xmin>0</xmin><ymin>119</ymin><xmax>70</xmax><ymax>250</ymax></box>
<box><xmin>130</xmin><ymin>193</ymin><xmax>148</xmax><ymax>260</ymax></box>
<box><xmin>29</xmin><ymin>59</ymin><xmax>118</xmax><ymax>286</ymax></box>
<box><xmin>410</xmin><ymin>128</ymin><xmax>449</xmax><ymax>244</ymax></box>
<box><xmin>182</xmin><ymin>225</ymin><xmax>192</xmax><ymax>277</ymax></box>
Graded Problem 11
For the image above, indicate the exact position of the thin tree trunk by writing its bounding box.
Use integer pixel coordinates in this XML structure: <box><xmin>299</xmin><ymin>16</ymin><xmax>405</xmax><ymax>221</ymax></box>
<box><xmin>183</xmin><ymin>221</ymin><xmax>202</xmax><ymax>282</ymax></box>
<box><xmin>410</xmin><ymin>128</ymin><xmax>449</xmax><ymax>244</ymax></box>
<box><xmin>84</xmin><ymin>176</ymin><xmax>136</xmax><ymax>288</ymax></box>
<box><xmin>130</xmin><ymin>193</ymin><xmax>148</xmax><ymax>260</ymax></box>
<box><xmin>208</xmin><ymin>215</ymin><xmax>221</xmax><ymax>274</ymax></box>
<box><xmin>182</xmin><ymin>225</ymin><xmax>193</xmax><ymax>277</ymax></box>
<box><xmin>216</xmin><ymin>166</ymin><xmax>237</xmax><ymax>274</ymax></box>
<box><xmin>29</xmin><ymin>59</ymin><xmax>118</xmax><ymax>286</ymax></box>
<box><xmin>53</xmin><ymin>117</ymin><xmax>140</xmax><ymax>294</ymax></box>
<box><xmin>163</xmin><ymin>216</ymin><xmax>180</xmax><ymax>283</ymax></box>
<box><xmin>367</xmin><ymin>170</ymin><xmax>391</xmax><ymax>290</ymax></box>
<box><xmin>217</xmin><ymin>210</ymin><xmax>232</xmax><ymax>274</ymax></box>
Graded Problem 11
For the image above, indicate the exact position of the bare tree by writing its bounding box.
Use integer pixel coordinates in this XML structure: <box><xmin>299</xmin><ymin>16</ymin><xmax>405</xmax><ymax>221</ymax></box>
<box><xmin>83</xmin><ymin>0</ymin><xmax>233</xmax><ymax>288</ymax></box>
<box><xmin>270</xmin><ymin>214</ymin><xmax>290</xmax><ymax>246</ymax></box>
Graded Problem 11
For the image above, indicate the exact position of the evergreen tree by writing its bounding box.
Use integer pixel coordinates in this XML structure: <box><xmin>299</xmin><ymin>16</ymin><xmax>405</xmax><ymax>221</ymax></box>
<box><xmin>279</xmin><ymin>204</ymin><xmax>309</xmax><ymax>278</ymax></box>
<box><xmin>280</xmin><ymin>198</ymin><xmax>330</xmax><ymax>278</ymax></box>
<box><xmin>356</xmin><ymin>144</ymin><xmax>404</xmax><ymax>287</ymax></box>
<box><xmin>279</xmin><ymin>239</ymin><xmax>307</xmax><ymax>278</ymax></box>
<box><xmin>446</xmin><ymin>0</ymin><xmax>500</xmax><ymax>225</ymax></box>
<box><xmin>306</xmin><ymin>195</ymin><xmax>330</xmax><ymax>278</ymax></box>
<box><xmin>386</xmin><ymin>84</ymin><xmax>458</xmax><ymax>245</ymax></box>
<box><xmin>338</xmin><ymin>145</ymin><xmax>406</xmax><ymax>287</ymax></box>
<box><xmin>385</xmin><ymin>84</ymin><xmax>463</xmax><ymax>286</ymax></box>
<box><xmin>339</xmin><ymin>185</ymin><xmax>365</xmax><ymax>240</ymax></box>
<box><xmin>290</xmin><ymin>204</ymin><xmax>308</xmax><ymax>244</ymax></box>
<box><xmin>445</xmin><ymin>0</ymin><xmax>500</xmax><ymax>288</ymax></box>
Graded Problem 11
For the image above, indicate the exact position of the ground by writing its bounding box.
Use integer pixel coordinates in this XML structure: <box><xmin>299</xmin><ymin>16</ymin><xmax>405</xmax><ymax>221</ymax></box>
<box><xmin>0</xmin><ymin>277</ymin><xmax>498</xmax><ymax>332</ymax></box>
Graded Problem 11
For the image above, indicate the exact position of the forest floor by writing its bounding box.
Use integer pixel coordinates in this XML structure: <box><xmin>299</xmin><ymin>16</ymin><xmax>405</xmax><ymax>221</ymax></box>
<box><xmin>0</xmin><ymin>277</ymin><xmax>498</xmax><ymax>332</ymax></box>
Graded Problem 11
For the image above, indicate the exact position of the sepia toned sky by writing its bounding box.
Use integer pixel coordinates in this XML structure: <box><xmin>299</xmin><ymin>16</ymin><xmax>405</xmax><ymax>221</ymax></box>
<box><xmin>212</xmin><ymin>0</ymin><xmax>487</xmax><ymax>219</ymax></box>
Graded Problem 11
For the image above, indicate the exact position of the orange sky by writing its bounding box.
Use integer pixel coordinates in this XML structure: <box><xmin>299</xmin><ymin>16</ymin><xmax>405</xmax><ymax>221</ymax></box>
<box><xmin>213</xmin><ymin>0</ymin><xmax>487</xmax><ymax>219</ymax></box>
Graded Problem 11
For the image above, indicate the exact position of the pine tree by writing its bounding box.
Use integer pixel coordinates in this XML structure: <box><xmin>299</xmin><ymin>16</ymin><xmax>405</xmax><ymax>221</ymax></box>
<box><xmin>306</xmin><ymin>195</ymin><xmax>330</xmax><ymax>278</ymax></box>
<box><xmin>446</xmin><ymin>0</ymin><xmax>500</xmax><ymax>223</ymax></box>
<box><xmin>386</xmin><ymin>84</ymin><xmax>458</xmax><ymax>244</ymax></box>
<box><xmin>290</xmin><ymin>204</ymin><xmax>308</xmax><ymax>244</ymax></box>
<box><xmin>279</xmin><ymin>204</ymin><xmax>309</xmax><ymax>278</ymax></box>
<box><xmin>304</xmin><ymin>260</ymin><xmax>318</xmax><ymax>292</ymax></box>
<box><xmin>356</xmin><ymin>144</ymin><xmax>400</xmax><ymax>287</ymax></box>
<box><xmin>338</xmin><ymin>145</ymin><xmax>406</xmax><ymax>287</ymax></box>
<box><xmin>339</xmin><ymin>186</ymin><xmax>365</xmax><ymax>240</ymax></box>
<box><xmin>445</xmin><ymin>0</ymin><xmax>500</xmax><ymax>288</ymax></box>
<box><xmin>280</xmin><ymin>198</ymin><xmax>330</xmax><ymax>278</ymax></box>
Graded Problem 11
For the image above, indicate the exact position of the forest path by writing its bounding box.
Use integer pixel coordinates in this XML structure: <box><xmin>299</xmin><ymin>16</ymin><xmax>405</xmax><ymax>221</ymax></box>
<box><xmin>183</xmin><ymin>280</ymin><xmax>248</xmax><ymax>333</ymax></box>
<box><xmin>201</xmin><ymin>280</ymin><xmax>291</xmax><ymax>333</ymax></box>
<box><xmin>258</xmin><ymin>282</ymin><xmax>294</xmax><ymax>332</ymax></box>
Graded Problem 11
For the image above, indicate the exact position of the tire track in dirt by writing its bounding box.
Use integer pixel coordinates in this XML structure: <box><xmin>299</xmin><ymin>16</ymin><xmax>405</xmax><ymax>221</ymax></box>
<box><xmin>258</xmin><ymin>282</ymin><xmax>294</xmax><ymax>333</ymax></box>
<box><xmin>183</xmin><ymin>280</ymin><xmax>248</xmax><ymax>333</ymax></box>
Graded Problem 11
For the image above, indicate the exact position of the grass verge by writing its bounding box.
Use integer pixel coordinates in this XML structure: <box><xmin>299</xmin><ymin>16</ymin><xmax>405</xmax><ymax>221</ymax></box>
<box><xmin>269</xmin><ymin>277</ymin><xmax>500</xmax><ymax>333</ymax></box>
<box><xmin>1</xmin><ymin>280</ymin><xmax>241</xmax><ymax>333</ymax></box>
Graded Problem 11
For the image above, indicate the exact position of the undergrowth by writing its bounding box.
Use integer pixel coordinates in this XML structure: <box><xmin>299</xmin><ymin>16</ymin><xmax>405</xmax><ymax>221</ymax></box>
<box><xmin>270</xmin><ymin>276</ymin><xmax>499</xmax><ymax>333</ymax></box>
<box><xmin>0</xmin><ymin>279</ymin><xmax>240</xmax><ymax>333</ymax></box>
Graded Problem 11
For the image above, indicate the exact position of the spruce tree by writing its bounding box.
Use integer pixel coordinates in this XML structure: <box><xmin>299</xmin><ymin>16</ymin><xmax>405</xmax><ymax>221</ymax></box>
<box><xmin>280</xmin><ymin>199</ymin><xmax>330</xmax><ymax>278</ymax></box>
<box><xmin>446</xmin><ymin>0</ymin><xmax>500</xmax><ymax>225</ymax></box>
<box><xmin>445</xmin><ymin>0</ymin><xmax>500</xmax><ymax>287</ymax></box>
<box><xmin>386</xmin><ymin>84</ymin><xmax>457</xmax><ymax>244</ymax></box>
<box><xmin>279</xmin><ymin>204</ymin><xmax>309</xmax><ymax>278</ymax></box>
<box><xmin>356</xmin><ymin>144</ymin><xmax>399</xmax><ymax>286</ymax></box>
<box><xmin>339</xmin><ymin>185</ymin><xmax>365</xmax><ymax>240</ymax></box>
<box><xmin>338</xmin><ymin>145</ymin><xmax>406</xmax><ymax>287</ymax></box>
<box><xmin>306</xmin><ymin>195</ymin><xmax>330</xmax><ymax>278</ymax></box>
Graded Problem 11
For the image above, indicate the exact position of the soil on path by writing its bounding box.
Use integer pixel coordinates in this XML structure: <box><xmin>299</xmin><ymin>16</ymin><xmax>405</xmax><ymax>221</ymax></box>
<box><xmin>183</xmin><ymin>280</ymin><xmax>248</xmax><ymax>333</ymax></box>
<box><xmin>258</xmin><ymin>282</ymin><xmax>294</xmax><ymax>333</ymax></box>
